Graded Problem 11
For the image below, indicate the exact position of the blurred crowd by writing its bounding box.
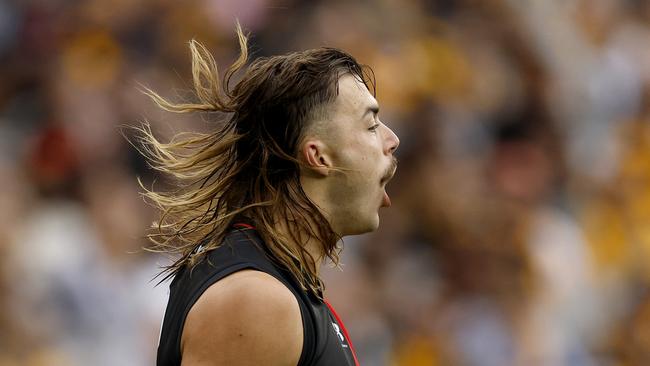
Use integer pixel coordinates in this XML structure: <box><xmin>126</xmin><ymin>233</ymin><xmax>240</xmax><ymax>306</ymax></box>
<box><xmin>2</xmin><ymin>0</ymin><xmax>650</xmax><ymax>365</ymax></box>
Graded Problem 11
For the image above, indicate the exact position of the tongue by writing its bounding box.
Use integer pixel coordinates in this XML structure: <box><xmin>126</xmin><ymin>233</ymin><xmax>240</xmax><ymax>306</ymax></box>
<box><xmin>382</xmin><ymin>190</ymin><xmax>391</xmax><ymax>207</ymax></box>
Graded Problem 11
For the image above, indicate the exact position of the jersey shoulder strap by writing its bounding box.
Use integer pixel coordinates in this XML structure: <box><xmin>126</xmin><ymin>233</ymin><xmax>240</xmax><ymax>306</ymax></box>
<box><xmin>156</xmin><ymin>227</ymin><xmax>316</xmax><ymax>366</ymax></box>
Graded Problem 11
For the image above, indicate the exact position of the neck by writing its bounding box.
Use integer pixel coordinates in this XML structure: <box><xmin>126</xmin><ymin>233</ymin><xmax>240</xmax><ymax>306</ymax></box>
<box><xmin>303</xmin><ymin>236</ymin><xmax>325</xmax><ymax>277</ymax></box>
<box><xmin>273</xmin><ymin>213</ymin><xmax>327</xmax><ymax>277</ymax></box>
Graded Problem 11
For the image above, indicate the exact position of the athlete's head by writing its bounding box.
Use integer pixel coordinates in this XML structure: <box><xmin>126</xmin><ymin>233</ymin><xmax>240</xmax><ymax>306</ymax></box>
<box><xmin>299</xmin><ymin>74</ymin><xmax>399</xmax><ymax>235</ymax></box>
<box><xmin>136</xmin><ymin>24</ymin><xmax>398</xmax><ymax>293</ymax></box>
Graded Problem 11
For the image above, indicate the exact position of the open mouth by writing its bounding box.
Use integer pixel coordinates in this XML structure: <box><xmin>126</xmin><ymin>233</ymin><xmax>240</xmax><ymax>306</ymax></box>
<box><xmin>380</xmin><ymin>158</ymin><xmax>398</xmax><ymax>185</ymax></box>
<box><xmin>380</xmin><ymin>174</ymin><xmax>393</xmax><ymax>186</ymax></box>
<box><xmin>380</xmin><ymin>158</ymin><xmax>398</xmax><ymax>208</ymax></box>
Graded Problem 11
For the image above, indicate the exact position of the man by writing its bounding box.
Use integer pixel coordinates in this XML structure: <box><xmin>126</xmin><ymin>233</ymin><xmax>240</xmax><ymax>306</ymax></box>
<box><xmin>143</xmin><ymin>25</ymin><xmax>399</xmax><ymax>366</ymax></box>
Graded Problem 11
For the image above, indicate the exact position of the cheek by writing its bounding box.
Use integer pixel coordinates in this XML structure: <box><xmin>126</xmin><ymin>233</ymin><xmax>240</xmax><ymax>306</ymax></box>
<box><xmin>345</xmin><ymin>173</ymin><xmax>381</xmax><ymax>213</ymax></box>
<box><xmin>331</xmin><ymin>133</ymin><xmax>383</xmax><ymax>183</ymax></box>
<box><xmin>339</xmin><ymin>140</ymin><xmax>379</xmax><ymax>169</ymax></box>
<box><xmin>329</xmin><ymin>169</ymin><xmax>376</xmax><ymax>206</ymax></box>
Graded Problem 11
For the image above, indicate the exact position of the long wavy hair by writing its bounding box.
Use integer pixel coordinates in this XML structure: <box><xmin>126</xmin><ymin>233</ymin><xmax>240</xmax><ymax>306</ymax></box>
<box><xmin>133</xmin><ymin>24</ymin><xmax>376</xmax><ymax>296</ymax></box>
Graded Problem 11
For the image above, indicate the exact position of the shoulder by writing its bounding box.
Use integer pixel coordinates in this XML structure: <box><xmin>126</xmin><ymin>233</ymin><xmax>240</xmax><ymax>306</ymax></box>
<box><xmin>181</xmin><ymin>269</ymin><xmax>303</xmax><ymax>366</ymax></box>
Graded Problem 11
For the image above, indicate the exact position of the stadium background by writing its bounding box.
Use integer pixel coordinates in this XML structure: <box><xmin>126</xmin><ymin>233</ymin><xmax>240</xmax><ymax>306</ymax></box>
<box><xmin>2</xmin><ymin>0</ymin><xmax>650</xmax><ymax>365</ymax></box>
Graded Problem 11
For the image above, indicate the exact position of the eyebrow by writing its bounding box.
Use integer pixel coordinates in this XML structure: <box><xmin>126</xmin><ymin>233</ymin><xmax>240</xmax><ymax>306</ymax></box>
<box><xmin>362</xmin><ymin>105</ymin><xmax>379</xmax><ymax>119</ymax></box>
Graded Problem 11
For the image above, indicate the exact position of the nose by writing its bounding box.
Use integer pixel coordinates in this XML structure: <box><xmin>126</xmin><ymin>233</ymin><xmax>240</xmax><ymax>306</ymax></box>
<box><xmin>384</xmin><ymin>124</ymin><xmax>400</xmax><ymax>155</ymax></box>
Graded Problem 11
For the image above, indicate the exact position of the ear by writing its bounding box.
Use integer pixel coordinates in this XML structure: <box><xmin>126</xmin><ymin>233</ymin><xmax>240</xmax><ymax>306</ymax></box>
<box><xmin>300</xmin><ymin>139</ymin><xmax>332</xmax><ymax>177</ymax></box>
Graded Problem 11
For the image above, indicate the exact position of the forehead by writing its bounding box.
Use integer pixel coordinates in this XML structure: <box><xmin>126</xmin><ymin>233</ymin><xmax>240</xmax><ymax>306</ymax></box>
<box><xmin>330</xmin><ymin>74</ymin><xmax>377</xmax><ymax>118</ymax></box>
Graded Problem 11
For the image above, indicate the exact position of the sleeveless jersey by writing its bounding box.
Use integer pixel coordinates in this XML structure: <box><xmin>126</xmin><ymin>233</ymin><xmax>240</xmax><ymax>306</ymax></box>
<box><xmin>156</xmin><ymin>224</ymin><xmax>360</xmax><ymax>365</ymax></box>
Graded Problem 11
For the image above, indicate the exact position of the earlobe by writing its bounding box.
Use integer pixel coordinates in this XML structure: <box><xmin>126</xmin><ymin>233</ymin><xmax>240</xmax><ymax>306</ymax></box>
<box><xmin>301</xmin><ymin>140</ymin><xmax>331</xmax><ymax>177</ymax></box>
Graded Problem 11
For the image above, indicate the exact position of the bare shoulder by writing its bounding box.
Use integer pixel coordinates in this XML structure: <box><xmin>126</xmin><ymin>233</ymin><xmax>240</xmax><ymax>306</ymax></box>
<box><xmin>180</xmin><ymin>269</ymin><xmax>303</xmax><ymax>366</ymax></box>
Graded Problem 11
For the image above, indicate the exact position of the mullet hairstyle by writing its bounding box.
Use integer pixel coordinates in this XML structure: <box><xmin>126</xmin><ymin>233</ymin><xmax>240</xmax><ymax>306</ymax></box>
<box><xmin>134</xmin><ymin>24</ymin><xmax>376</xmax><ymax>296</ymax></box>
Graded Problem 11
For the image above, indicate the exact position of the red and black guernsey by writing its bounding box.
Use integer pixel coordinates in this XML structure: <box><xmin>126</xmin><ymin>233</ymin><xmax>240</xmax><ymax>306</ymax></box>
<box><xmin>157</xmin><ymin>223</ymin><xmax>360</xmax><ymax>366</ymax></box>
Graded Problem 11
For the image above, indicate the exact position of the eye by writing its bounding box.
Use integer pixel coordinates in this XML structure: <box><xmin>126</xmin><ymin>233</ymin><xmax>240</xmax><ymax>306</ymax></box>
<box><xmin>368</xmin><ymin>123</ymin><xmax>379</xmax><ymax>132</ymax></box>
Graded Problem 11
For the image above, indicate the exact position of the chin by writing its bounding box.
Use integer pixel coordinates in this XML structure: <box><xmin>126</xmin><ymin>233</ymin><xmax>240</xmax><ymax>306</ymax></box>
<box><xmin>344</xmin><ymin>215</ymin><xmax>380</xmax><ymax>236</ymax></box>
